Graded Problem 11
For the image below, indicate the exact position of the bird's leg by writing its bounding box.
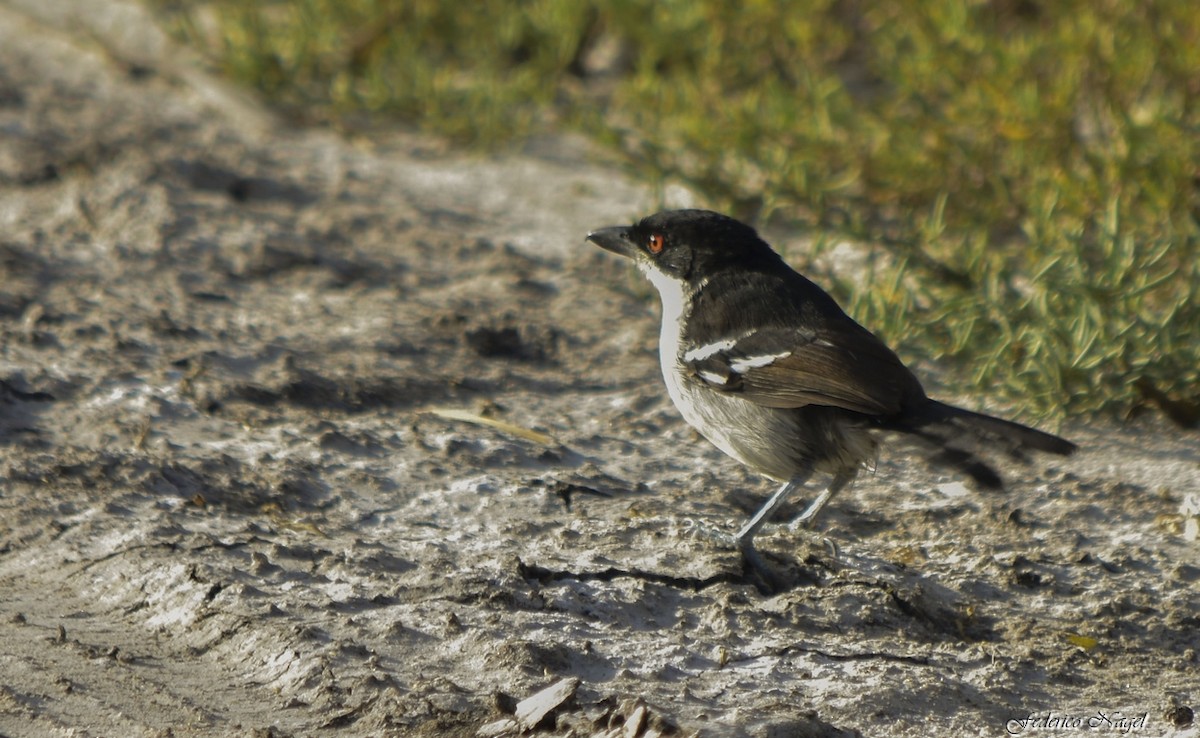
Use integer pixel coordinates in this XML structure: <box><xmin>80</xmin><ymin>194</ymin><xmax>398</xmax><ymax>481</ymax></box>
<box><xmin>733</xmin><ymin>472</ymin><xmax>813</xmax><ymax>547</ymax></box>
<box><xmin>785</xmin><ymin>469</ymin><xmax>856</xmax><ymax>531</ymax></box>
<box><xmin>682</xmin><ymin>472</ymin><xmax>811</xmax><ymax>550</ymax></box>
<box><xmin>733</xmin><ymin>470</ymin><xmax>854</xmax><ymax>592</ymax></box>
<box><xmin>688</xmin><ymin>469</ymin><xmax>857</xmax><ymax>591</ymax></box>
<box><xmin>731</xmin><ymin>473</ymin><xmax>811</xmax><ymax>592</ymax></box>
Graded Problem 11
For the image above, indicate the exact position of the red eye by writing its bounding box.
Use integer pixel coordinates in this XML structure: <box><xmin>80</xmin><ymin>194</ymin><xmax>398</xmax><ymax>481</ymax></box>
<box><xmin>648</xmin><ymin>234</ymin><xmax>665</xmax><ymax>254</ymax></box>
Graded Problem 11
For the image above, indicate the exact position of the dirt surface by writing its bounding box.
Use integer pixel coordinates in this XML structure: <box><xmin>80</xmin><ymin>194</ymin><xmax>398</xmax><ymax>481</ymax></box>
<box><xmin>1</xmin><ymin>2</ymin><xmax>1198</xmax><ymax>737</ymax></box>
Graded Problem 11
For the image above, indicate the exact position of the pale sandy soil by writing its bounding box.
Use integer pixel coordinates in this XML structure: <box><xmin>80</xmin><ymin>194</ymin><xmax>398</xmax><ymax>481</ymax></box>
<box><xmin>0</xmin><ymin>3</ymin><xmax>1197</xmax><ymax>737</ymax></box>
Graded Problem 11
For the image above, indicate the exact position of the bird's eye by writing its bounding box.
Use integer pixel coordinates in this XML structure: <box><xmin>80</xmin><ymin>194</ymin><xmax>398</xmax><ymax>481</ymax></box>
<box><xmin>647</xmin><ymin>234</ymin><xmax>665</xmax><ymax>254</ymax></box>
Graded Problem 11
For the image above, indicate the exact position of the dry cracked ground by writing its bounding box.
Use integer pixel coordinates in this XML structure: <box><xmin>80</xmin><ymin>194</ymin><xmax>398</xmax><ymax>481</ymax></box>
<box><xmin>0</xmin><ymin>2</ymin><xmax>1198</xmax><ymax>737</ymax></box>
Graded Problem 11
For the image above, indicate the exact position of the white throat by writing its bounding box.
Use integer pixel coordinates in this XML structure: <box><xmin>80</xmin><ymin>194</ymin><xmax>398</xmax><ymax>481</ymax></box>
<box><xmin>640</xmin><ymin>265</ymin><xmax>691</xmax><ymax>364</ymax></box>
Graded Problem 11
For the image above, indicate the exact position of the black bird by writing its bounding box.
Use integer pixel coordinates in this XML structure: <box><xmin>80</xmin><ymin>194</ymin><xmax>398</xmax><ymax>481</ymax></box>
<box><xmin>587</xmin><ymin>209</ymin><xmax>1075</xmax><ymax>585</ymax></box>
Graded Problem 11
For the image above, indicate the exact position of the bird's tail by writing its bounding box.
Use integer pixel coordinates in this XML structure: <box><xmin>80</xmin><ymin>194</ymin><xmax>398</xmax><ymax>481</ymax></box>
<box><xmin>884</xmin><ymin>400</ymin><xmax>1076</xmax><ymax>490</ymax></box>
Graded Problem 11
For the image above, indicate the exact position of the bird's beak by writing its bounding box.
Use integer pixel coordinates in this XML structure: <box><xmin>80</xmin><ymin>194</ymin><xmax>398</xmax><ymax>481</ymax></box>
<box><xmin>586</xmin><ymin>226</ymin><xmax>636</xmax><ymax>259</ymax></box>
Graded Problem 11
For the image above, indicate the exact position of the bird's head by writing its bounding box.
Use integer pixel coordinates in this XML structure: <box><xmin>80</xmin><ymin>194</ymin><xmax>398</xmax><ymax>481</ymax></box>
<box><xmin>587</xmin><ymin>209</ymin><xmax>781</xmax><ymax>289</ymax></box>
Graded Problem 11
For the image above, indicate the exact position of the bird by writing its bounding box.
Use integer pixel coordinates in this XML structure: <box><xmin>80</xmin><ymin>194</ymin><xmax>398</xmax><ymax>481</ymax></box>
<box><xmin>587</xmin><ymin>209</ymin><xmax>1076</xmax><ymax>588</ymax></box>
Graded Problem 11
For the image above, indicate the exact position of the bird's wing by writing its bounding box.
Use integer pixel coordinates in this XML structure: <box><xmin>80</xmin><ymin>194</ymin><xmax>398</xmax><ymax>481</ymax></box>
<box><xmin>683</xmin><ymin>325</ymin><xmax>924</xmax><ymax>416</ymax></box>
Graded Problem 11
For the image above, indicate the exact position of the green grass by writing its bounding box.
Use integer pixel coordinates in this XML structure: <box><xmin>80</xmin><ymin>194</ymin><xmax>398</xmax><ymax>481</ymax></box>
<box><xmin>156</xmin><ymin>0</ymin><xmax>1200</xmax><ymax>424</ymax></box>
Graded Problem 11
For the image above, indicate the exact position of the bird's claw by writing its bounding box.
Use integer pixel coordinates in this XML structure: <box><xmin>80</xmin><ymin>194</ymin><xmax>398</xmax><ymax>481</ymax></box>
<box><xmin>738</xmin><ymin>542</ymin><xmax>790</xmax><ymax>595</ymax></box>
<box><xmin>680</xmin><ymin>518</ymin><xmax>740</xmax><ymax>549</ymax></box>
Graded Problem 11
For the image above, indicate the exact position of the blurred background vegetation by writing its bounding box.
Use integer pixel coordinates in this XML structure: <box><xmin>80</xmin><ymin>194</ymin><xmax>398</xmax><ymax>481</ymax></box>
<box><xmin>155</xmin><ymin>0</ymin><xmax>1199</xmax><ymax>425</ymax></box>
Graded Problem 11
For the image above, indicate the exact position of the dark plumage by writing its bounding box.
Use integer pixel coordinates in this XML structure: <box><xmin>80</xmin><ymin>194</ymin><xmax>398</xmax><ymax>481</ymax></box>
<box><xmin>588</xmin><ymin>209</ymin><xmax>1075</xmax><ymax>588</ymax></box>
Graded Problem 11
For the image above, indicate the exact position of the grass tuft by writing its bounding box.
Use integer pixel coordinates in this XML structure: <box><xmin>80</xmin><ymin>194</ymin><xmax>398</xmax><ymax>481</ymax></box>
<box><xmin>156</xmin><ymin>0</ymin><xmax>1200</xmax><ymax>423</ymax></box>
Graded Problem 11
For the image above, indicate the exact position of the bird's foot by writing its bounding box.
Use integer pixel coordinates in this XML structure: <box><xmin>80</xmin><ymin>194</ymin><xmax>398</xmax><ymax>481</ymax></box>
<box><xmin>680</xmin><ymin>518</ymin><xmax>741</xmax><ymax>549</ymax></box>
<box><xmin>738</xmin><ymin>542</ymin><xmax>790</xmax><ymax>595</ymax></box>
<box><xmin>681</xmin><ymin>519</ymin><xmax>820</xmax><ymax>594</ymax></box>
<box><xmin>783</xmin><ymin>517</ymin><xmax>840</xmax><ymax>558</ymax></box>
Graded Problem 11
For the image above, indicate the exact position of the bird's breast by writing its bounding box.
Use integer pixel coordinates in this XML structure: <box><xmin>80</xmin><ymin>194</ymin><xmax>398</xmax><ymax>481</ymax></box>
<box><xmin>658</xmin><ymin>326</ymin><xmax>810</xmax><ymax>480</ymax></box>
<box><xmin>660</xmin><ymin>324</ymin><xmax>875</xmax><ymax>480</ymax></box>
<box><xmin>646</xmin><ymin>269</ymin><xmax>874</xmax><ymax>479</ymax></box>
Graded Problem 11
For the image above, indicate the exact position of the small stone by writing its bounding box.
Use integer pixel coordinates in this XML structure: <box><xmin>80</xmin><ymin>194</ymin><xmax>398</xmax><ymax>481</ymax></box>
<box><xmin>515</xmin><ymin>677</ymin><xmax>579</xmax><ymax>730</ymax></box>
